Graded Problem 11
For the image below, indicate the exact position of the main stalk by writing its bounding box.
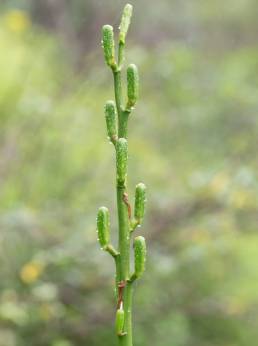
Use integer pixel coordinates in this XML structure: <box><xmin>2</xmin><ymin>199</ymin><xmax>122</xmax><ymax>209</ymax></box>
<box><xmin>97</xmin><ymin>4</ymin><xmax>147</xmax><ymax>346</ymax></box>
<box><xmin>114</xmin><ymin>37</ymin><xmax>133</xmax><ymax>344</ymax></box>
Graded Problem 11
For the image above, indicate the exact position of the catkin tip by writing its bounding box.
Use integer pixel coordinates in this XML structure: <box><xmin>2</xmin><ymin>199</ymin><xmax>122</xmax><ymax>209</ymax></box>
<box><xmin>119</xmin><ymin>4</ymin><xmax>133</xmax><ymax>44</ymax></box>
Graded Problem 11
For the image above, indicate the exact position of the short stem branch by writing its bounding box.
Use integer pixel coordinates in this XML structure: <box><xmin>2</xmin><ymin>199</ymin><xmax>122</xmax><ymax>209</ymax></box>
<box><xmin>105</xmin><ymin>244</ymin><xmax>119</xmax><ymax>258</ymax></box>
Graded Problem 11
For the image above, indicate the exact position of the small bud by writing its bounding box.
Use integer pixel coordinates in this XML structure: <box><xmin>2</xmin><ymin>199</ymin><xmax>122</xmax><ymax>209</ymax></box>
<box><xmin>97</xmin><ymin>207</ymin><xmax>110</xmax><ymax>248</ymax></box>
<box><xmin>115</xmin><ymin>308</ymin><xmax>125</xmax><ymax>335</ymax></box>
<box><xmin>105</xmin><ymin>101</ymin><xmax>117</xmax><ymax>142</ymax></box>
<box><xmin>134</xmin><ymin>183</ymin><xmax>146</xmax><ymax>224</ymax></box>
<box><xmin>127</xmin><ymin>64</ymin><xmax>139</xmax><ymax>108</ymax></box>
<box><xmin>102</xmin><ymin>25</ymin><xmax>116</xmax><ymax>68</ymax></box>
<box><xmin>116</xmin><ymin>138</ymin><xmax>128</xmax><ymax>184</ymax></box>
<box><xmin>134</xmin><ymin>236</ymin><xmax>146</xmax><ymax>278</ymax></box>
<box><xmin>119</xmin><ymin>4</ymin><xmax>133</xmax><ymax>44</ymax></box>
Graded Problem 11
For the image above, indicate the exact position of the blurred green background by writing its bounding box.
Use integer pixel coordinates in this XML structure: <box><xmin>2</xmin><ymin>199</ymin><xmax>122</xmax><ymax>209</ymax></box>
<box><xmin>0</xmin><ymin>1</ymin><xmax>258</xmax><ymax>345</ymax></box>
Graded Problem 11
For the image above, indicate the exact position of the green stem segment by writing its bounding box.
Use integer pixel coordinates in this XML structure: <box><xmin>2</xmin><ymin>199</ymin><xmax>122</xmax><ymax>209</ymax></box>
<box><xmin>113</xmin><ymin>71</ymin><xmax>129</xmax><ymax>139</ymax></box>
<box><xmin>117</xmin><ymin>186</ymin><xmax>130</xmax><ymax>281</ymax></box>
<box><xmin>118</xmin><ymin>283</ymin><xmax>133</xmax><ymax>346</ymax></box>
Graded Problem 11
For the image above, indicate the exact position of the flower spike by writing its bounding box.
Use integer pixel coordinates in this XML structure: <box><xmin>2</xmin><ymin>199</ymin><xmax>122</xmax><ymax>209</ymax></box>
<box><xmin>116</xmin><ymin>138</ymin><xmax>128</xmax><ymax>185</ymax></box>
<box><xmin>105</xmin><ymin>101</ymin><xmax>117</xmax><ymax>143</ymax></box>
<box><xmin>134</xmin><ymin>183</ymin><xmax>146</xmax><ymax>224</ymax></box>
<box><xmin>119</xmin><ymin>4</ymin><xmax>133</xmax><ymax>44</ymax></box>
<box><xmin>97</xmin><ymin>206</ymin><xmax>110</xmax><ymax>248</ymax></box>
<box><xmin>131</xmin><ymin>236</ymin><xmax>146</xmax><ymax>281</ymax></box>
<box><xmin>127</xmin><ymin>64</ymin><xmax>139</xmax><ymax>108</ymax></box>
<box><xmin>102</xmin><ymin>25</ymin><xmax>116</xmax><ymax>69</ymax></box>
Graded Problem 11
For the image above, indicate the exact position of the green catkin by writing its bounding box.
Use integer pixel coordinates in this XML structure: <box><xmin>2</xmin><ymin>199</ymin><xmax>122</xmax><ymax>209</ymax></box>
<box><xmin>116</xmin><ymin>308</ymin><xmax>125</xmax><ymax>335</ymax></box>
<box><xmin>102</xmin><ymin>25</ymin><xmax>116</xmax><ymax>68</ymax></box>
<box><xmin>116</xmin><ymin>138</ymin><xmax>128</xmax><ymax>184</ymax></box>
<box><xmin>105</xmin><ymin>101</ymin><xmax>117</xmax><ymax>142</ymax></box>
<box><xmin>97</xmin><ymin>207</ymin><xmax>110</xmax><ymax>248</ymax></box>
<box><xmin>97</xmin><ymin>4</ymin><xmax>147</xmax><ymax>345</ymax></box>
<box><xmin>119</xmin><ymin>4</ymin><xmax>133</xmax><ymax>44</ymax></box>
<box><xmin>134</xmin><ymin>183</ymin><xmax>146</xmax><ymax>224</ymax></box>
<box><xmin>134</xmin><ymin>236</ymin><xmax>146</xmax><ymax>279</ymax></box>
<box><xmin>127</xmin><ymin>64</ymin><xmax>139</xmax><ymax>108</ymax></box>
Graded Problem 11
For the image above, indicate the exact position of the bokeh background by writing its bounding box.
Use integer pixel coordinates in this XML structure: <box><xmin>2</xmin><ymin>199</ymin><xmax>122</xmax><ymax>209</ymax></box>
<box><xmin>0</xmin><ymin>1</ymin><xmax>258</xmax><ymax>345</ymax></box>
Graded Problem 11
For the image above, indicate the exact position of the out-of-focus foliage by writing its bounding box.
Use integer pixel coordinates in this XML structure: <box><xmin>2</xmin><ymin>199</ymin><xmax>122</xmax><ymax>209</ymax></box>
<box><xmin>0</xmin><ymin>1</ymin><xmax>258</xmax><ymax>346</ymax></box>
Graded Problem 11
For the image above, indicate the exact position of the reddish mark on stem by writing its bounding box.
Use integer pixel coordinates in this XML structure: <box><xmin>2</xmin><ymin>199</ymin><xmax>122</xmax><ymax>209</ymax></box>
<box><xmin>117</xmin><ymin>280</ymin><xmax>126</xmax><ymax>309</ymax></box>
<box><xmin>123</xmin><ymin>192</ymin><xmax>131</xmax><ymax>219</ymax></box>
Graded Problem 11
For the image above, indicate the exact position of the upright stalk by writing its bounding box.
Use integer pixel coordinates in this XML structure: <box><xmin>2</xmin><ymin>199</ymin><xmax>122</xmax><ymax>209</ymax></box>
<box><xmin>97</xmin><ymin>4</ymin><xmax>147</xmax><ymax>346</ymax></box>
<box><xmin>117</xmin><ymin>186</ymin><xmax>130</xmax><ymax>280</ymax></box>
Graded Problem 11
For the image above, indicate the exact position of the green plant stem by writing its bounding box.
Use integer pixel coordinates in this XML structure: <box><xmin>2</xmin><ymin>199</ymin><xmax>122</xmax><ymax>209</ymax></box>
<box><xmin>117</xmin><ymin>186</ymin><xmax>130</xmax><ymax>280</ymax></box>
<box><xmin>113</xmin><ymin>71</ymin><xmax>123</xmax><ymax>117</ymax></box>
<box><xmin>119</xmin><ymin>282</ymin><xmax>133</xmax><ymax>346</ymax></box>
<box><xmin>119</xmin><ymin>110</ymin><xmax>129</xmax><ymax>139</ymax></box>
<box><xmin>114</xmin><ymin>66</ymin><xmax>133</xmax><ymax>345</ymax></box>
<box><xmin>113</xmin><ymin>71</ymin><xmax>129</xmax><ymax>139</ymax></box>
<box><xmin>117</xmin><ymin>182</ymin><xmax>133</xmax><ymax>346</ymax></box>
<box><xmin>118</xmin><ymin>42</ymin><xmax>125</xmax><ymax>68</ymax></box>
<box><xmin>115</xmin><ymin>255</ymin><xmax>121</xmax><ymax>298</ymax></box>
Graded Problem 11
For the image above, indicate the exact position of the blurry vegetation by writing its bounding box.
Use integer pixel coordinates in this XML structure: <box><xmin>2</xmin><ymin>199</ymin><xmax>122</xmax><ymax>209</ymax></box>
<box><xmin>0</xmin><ymin>1</ymin><xmax>258</xmax><ymax>346</ymax></box>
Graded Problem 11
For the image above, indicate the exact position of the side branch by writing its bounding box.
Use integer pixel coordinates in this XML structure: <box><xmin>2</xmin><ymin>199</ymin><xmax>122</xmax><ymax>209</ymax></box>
<box><xmin>104</xmin><ymin>244</ymin><xmax>119</xmax><ymax>258</ymax></box>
